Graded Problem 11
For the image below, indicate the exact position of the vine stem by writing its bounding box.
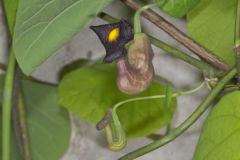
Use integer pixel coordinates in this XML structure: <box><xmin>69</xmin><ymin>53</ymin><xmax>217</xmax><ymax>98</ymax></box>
<box><xmin>113</xmin><ymin>81</ymin><xmax>206</xmax><ymax>118</ymax></box>
<box><xmin>235</xmin><ymin>0</ymin><xmax>240</xmax><ymax>84</ymax></box>
<box><xmin>148</xmin><ymin>36</ymin><xmax>222</xmax><ymax>76</ymax></box>
<box><xmin>113</xmin><ymin>81</ymin><xmax>205</xmax><ymax>112</ymax></box>
<box><xmin>133</xmin><ymin>3</ymin><xmax>159</xmax><ymax>33</ymax></box>
<box><xmin>120</xmin><ymin>0</ymin><xmax>229</xmax><ymax>71</ymax></box>
<box><xmin>119</xmin><ymin>68</ymin><xmax>236</xmax><ymax>160</ymax></box>
<box><xmin>2</xmin><ymin>49</ymin><xmax>16</xmax><ymax>160</ymax></box>
<box><xmin>98</xmin><ymin>13</ymin><xmax>222</xmax><ymax>77</ymax></box>
<box><xmin>102</xmin><ymin>81</ymin><xmax>205</xmax><ymax>151</ymax></box>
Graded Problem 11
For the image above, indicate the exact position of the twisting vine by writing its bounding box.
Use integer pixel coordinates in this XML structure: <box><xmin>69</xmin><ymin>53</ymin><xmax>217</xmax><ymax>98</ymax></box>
<box><xmin>133</xmin><ymin>3</ymin><xmax>160</xmax><ymax>33</ymax></box>
<box><xmin>1</xmin><ymin>0</ymin><xmax>239</xmax><ymax>160</ymax></box>
<box><xmin>95</xmin><ymin>1</ymin><xmax>239</xmax><ymax>159</ymax></box>
<box><xmin>2</xmin><ymin>49</ymin><xmax>16</xmax><ymax>160</ymax></box>
<box><xmin>97</xmin><ymin>81</ymin><xmax>206</xmax><ymax>151</ymax></box>
<box><xmin>120</xmin><ymin>0</ymin><xmax>229</xmax><ymax>71</ymax></box>
<box><xmin>119</xmin><ymin>69</ymin><xmax>236</xmax><ymax>160</ymax></box>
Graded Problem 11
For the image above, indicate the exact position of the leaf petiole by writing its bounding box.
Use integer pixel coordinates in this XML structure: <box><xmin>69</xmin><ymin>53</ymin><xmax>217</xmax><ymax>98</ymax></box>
<box><xmin>2</xmin><ymin>49</ymin><xmax>16</xmax><ymax>160</ymax></box>
<box><xmin>119</xmin><ymin>68</ymin><xmax>236</xmax><ymax>160</ymax></box>
<box><xmin>134</xmin><ymin>3</ymin><xmax>160</xmax><ymax>33</ymax></box>
<box><xmin>101</xmin><ymin>81</ymin><xmax>206</xmax><ymax>151</ymax></box>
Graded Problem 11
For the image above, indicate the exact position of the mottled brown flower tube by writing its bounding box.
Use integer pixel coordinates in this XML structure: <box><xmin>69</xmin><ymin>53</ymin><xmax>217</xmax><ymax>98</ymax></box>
<box><xmin>117</xmin><ymin>33</ymin><xmax>154</xmax><ymax>94</ymax></box>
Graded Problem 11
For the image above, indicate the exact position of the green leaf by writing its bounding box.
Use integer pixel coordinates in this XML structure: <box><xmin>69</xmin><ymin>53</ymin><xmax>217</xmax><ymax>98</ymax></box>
<box><xmin>0</xmin><ymin>76</ymin><xmax>71</xmax><ymax>160</ymax></box>
<box><xmin>3</xmin><ymin>0</ymin><xmax>19</xmax><ymax>34</ymax></box>
<box><xmin>12</xmin><ymin>0</ymin><xmax>113</xmax><ymax>75</ymax></box>
<box><xmin>187</xmin><ymin>0</ymin><xmax>237</xmax><ymax>66</ymax></box>
<box><xmin>156</xmin><ymin>0</ymin><xmax>199</xmax><ymax>18</ymax></box>
<box><xmin>59</xmin><ymin>63</ymin><xmax>176</xmax><ymax>138</ymax></box>
<box><xmin>194</xmin><ymin>91</ymin><xmax>240</xmax><ymax>160</ymax></box>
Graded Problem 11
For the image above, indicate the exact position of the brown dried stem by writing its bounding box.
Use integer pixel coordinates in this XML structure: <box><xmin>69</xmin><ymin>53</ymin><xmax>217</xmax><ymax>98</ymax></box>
<box><xmin>120</xmin><ymin>0</ymin><xmax>229</xmax><ymax>71</ymax></box>
<box><xmin>12</xmin><ymin>66</ymin><xmax>31</xmax><ymax>160</ymax></box>
<box><xmin>98</xmin><ymin>12</ymin><xmax>224</xmax><ymax>77</ymax></box>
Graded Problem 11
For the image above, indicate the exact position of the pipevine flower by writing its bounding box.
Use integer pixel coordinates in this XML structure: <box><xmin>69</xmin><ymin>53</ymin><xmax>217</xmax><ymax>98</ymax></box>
<box><xmin>116</xmin><ymin>33</ymin><xmax>154</xmax><ymax>94</ymax></box>
<box><xmin>90</xmin><ymin>19</ymin><xmax>134</xmax><ymax>63</ymax></box>
<box><xmin>90</xmin><ymin>20</ymin><xmax>154</xmax><ymax>94</ymax></box>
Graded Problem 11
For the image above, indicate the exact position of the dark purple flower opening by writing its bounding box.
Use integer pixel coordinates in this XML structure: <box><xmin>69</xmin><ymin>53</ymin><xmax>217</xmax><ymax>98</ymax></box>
<box><xmin>90</xmin><ymin>19</ymin><xmax>134</xmax><ymax>63</ymax></box>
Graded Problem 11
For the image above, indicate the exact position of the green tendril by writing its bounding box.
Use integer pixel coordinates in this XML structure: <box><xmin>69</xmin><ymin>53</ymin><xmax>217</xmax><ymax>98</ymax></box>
<box><xmin>134</xmin><ymin>3</ymin><xmax>160</xmax><ymax>33</ymax></box>
<box><xmin>101</xmin><ymin>81</ymin><xmax>206</xmax><ymax>151</ymax></box>
<box><xmin>174</xmin><ymin>81</ymin><xmax>206</xmax><ymax>96</ymax></box>
<box><xmin>105</xmin><ymin>114</ymin><xmax>127</xmax><ymax>151</ymax></box>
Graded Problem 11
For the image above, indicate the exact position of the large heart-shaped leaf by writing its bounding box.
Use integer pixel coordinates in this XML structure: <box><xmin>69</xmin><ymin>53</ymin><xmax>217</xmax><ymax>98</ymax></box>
<box><xmin>0</xmin><ymin>76</ymin><xmax>71</xmax><ymax>160</ymax></box>
<box><xmin>194</xmin><ymin>91</ymin><xmax>240</xmax><ymax>160</ymax></box>
<box><xmin>58</xmin><ymin>63</ymin><xmax>176</xmax><ymax>138</ymax></box>
<box><xmin>187</xmin><ymin>0</ymin><xmax>237</xmax><ymax>66</ymax></box>
<box><xmin>156</xmin><ymin>0</ymin><xmax>199</xmax><ymax>18</ymax></box>
<box><xmin>12</xmin><ymin>0</ymin><xmax>113</xmax><ymax>75</ymax></box>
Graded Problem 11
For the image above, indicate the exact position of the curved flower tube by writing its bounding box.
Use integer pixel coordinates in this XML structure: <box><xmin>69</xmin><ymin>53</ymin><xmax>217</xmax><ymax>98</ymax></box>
<box><xmin>117</xmin><ymin>33</ymin><xmax>154</xmax><ymax>94</ymax></box>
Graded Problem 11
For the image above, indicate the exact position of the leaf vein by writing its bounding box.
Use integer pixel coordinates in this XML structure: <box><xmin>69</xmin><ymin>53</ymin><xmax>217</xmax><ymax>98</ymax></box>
<box><xmin>20</xmin><ymin>0</ymin><xmax>84</xmax><ymax>63</ymax></box>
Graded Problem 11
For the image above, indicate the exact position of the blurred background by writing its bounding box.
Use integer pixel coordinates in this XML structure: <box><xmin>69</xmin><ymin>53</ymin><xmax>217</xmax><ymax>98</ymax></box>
<box><xmin>0</xmin><ymin>1</ymin><xmax>210</xmax><ymax>160</ymax></box>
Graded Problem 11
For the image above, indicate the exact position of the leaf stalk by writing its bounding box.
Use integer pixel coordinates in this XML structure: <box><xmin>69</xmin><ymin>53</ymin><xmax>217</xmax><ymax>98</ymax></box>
<box><xmin>119</xmin><ymin>68</ymin><xmax>236</xmax><ymax>160</ymax></box>
<box><xmin>2</xmin><ymin>49</ymin><xmax>16</xmax><ymax>160</ymax></box>
<box><xmin>133</xmin><ymin>3</ymin><xmax>159</xmax><ymax>33</ymax></box>
<box><xmin>101</xmin><ymin>81</ymin><xmax>206</xmax><ymax>151</ymax></box>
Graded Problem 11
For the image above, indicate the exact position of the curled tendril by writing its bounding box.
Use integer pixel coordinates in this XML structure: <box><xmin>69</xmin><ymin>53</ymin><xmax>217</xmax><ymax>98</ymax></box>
<box><xmin>205</xmin><ymin>77</ymin><xmax>219</xmax><ymax>90</ymax></box>
<box><xmin>96</xmin><ymin>108</ymin><xmax>126</xmax><ymax>151</ymax></box>
<box><xmin>96</xmin><ymin>81</ymin><xmax>206</xmax><ymax>151</ymax></box>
